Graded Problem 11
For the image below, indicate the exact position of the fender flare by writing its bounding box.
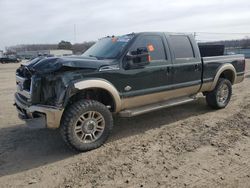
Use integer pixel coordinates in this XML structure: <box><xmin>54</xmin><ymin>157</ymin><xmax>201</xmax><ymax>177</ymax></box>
<box><xmin>210</xmin><ymin>64</ymin><xmax>236</xmax><ymax>91</ymax></box>
<box><xmin>74</xmin><ymin>79</ymin><xmax>122</xmax><ymax>112</ymax></box>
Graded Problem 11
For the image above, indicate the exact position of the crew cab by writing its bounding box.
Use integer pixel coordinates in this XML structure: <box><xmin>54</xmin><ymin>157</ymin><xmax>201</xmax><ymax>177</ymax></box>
<box><xmin>14</xmin><ymin>32</ymin><xmax>245</xmax><ymax>151</ymax></box>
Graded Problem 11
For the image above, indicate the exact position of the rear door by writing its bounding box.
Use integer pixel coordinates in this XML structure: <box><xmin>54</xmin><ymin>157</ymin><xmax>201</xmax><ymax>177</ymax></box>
<box><xmin>166</xmin><ymin>34</ymin><xmax>202</xmax><ymax>94</ymax></box>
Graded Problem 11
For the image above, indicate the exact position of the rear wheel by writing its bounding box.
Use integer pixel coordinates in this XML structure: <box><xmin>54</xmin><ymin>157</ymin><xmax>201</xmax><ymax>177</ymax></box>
<box><xmin>206</xmin><ymin>78</ymin><xmax>232</xmax><ymax>109</ymax></box>
<box><xmin>60</xmin><ymin>100</ymin><xmax>113</xmax><ymax>152</ymax></box>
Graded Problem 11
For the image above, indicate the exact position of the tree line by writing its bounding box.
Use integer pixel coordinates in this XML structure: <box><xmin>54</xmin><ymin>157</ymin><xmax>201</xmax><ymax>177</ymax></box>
<box><xmin>5</xmin><ymin>40</ymin><xmax>95</xmax><ymax>54</ymax></box>
<box><xmin>199</xmin><ymin>38</ymin><xmax>250</xmax><ymax>49</ymax></box>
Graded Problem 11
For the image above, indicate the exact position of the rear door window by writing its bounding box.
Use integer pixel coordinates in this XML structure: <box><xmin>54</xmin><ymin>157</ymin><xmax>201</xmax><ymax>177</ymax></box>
<box><xmin>169</xmin><ymin>35</ymin><xmax>194</xmax><ymax>59</ymax></box>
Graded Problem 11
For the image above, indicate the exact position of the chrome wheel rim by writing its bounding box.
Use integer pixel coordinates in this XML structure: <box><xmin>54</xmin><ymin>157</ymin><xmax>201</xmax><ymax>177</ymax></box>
<box><xmin>217</xmin><ymin>83</ymin><xmax>229</xmax><ymax>105</ymax></box>
<box><xmin>74</xmin><ymin>111</ymin><xmax>105</xmax><ymax>143</ymax></box>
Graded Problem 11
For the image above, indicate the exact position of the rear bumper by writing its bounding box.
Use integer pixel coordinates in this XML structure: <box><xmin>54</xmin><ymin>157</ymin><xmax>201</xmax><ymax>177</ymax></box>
<box><xmin>14</xmin><ymin>93</ymin><xmax>63</xmax><ymax>129</ymax></box>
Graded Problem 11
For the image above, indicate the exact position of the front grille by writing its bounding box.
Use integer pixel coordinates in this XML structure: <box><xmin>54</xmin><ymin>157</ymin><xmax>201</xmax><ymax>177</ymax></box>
<box><xmin>16</xmin><ymin>65</ymin><xmax>32</xmax><ymax>99</ymax></box>
<box><xmin>18</xmin><ymin>93</ymin><xmax>29</xmax><ymax>103</ymax></box>
<box><xmin>15</xmin><ymin>93</ymin><xmax>31</xmax><ymax>107</ymax></box>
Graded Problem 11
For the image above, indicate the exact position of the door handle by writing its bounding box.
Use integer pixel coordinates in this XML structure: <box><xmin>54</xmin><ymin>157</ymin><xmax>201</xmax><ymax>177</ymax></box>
<box><xmin>194</xmin><ymin>64</ymin><xmax>199</xmax><ymax>71</ymax></box>
<box><xmin>166</xmin><ymin>66</ymin><xmax>171</xmax><ymax>75</ymax></box>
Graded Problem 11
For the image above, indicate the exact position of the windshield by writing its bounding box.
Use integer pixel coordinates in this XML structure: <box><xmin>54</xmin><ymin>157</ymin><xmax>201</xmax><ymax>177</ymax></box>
<box><xmin>82</xmin><ymin>34</ymin><xmax>134</xmax><ymax>59</ymax></box>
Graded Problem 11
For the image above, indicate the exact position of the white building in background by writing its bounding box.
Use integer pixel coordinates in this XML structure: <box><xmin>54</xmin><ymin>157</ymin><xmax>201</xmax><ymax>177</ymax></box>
<box><xmin>17</xmin><ymin>49</ymin><xmax>73</xmax><ymax>59</ymax></box>
<box><xmin>49</xmin><ymin>50</ymin><xmax>73</xmax><ymax>57</ymax></box>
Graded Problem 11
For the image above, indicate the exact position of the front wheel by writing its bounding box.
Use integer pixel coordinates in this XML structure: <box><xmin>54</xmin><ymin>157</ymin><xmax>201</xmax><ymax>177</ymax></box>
<box><xmin>60</xmin><ymin>100</ymin><xmax>113</xmax><ymax>152</ymax></box>
<box><xmin>206</xmin><ymin>78</ymin><xmax>232</xmax><ymax>109</ymax></box>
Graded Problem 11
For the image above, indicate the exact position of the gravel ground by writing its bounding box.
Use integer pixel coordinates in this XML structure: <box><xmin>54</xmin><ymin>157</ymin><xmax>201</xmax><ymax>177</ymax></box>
<box><xmin>0</xmin><ymin>61</ymin><xmax>250</xmax><ymax>188</ymax></box>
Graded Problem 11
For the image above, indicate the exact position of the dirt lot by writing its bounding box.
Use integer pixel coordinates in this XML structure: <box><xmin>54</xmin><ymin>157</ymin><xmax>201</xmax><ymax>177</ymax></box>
<box><xmin>0</xmin><ymin>61</ymin><xmax>250</xmax><ymax>188</ymax></box>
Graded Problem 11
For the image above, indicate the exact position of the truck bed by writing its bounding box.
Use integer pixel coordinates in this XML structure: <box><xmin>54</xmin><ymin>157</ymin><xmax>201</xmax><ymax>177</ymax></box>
<box><xmin>201</xmin><ymin>54</ymin><xmax>245</xmax><ymax>92</ymax></box>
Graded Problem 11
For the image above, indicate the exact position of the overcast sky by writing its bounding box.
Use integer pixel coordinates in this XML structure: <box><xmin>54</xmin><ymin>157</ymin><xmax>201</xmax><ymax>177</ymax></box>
<box><xmin>0</xmin><ymin>0</ymin><xmax>250</xmax><ymax>50</ymax></box>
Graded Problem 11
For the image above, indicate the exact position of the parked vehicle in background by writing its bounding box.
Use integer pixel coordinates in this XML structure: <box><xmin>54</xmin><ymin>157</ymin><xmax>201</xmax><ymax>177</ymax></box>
<box><xmin>0</xmin><ymin>55</ymin><xmax>20</xmax><ymax>63</ymax></box>
<box><xmin>0</xmin><ymin>50</ymin><xmax>3</xmax><ymax>58</ymax></box>
<box><xmin>14</xmin><ymin>32</ymin><xmax>245</xmax><ymax>152</ymax></box>
<box><xmin>225</xmin><ymin>51</ymin><xmax>236</xmax><ymax>55</ymax></box>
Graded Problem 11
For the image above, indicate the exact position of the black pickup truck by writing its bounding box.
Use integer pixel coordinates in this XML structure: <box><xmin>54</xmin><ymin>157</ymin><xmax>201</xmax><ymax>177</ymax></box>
<box><xmin>14</xmin><ymin>32</ymin><xmax>245</xmax><ymax>151</ymax></box>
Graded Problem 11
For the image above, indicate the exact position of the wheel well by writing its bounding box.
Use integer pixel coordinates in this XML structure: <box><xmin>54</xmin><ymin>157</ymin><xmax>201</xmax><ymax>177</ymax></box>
<box><xmin>219</xmin><ymin>70</ymin><xmax>235</xmax><ymax>84</ymax></box>
<box><xmin>67</xmin><ymin>88</ymin><xmax>116</xmax><ymax>112</ymax></box>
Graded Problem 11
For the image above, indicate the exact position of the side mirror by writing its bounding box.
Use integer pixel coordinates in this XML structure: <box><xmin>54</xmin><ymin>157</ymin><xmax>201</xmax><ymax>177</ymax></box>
<box><xmin>125</xmin><ymin>47</ymin><xmax>150</xmax><ymax>69</ymax></box>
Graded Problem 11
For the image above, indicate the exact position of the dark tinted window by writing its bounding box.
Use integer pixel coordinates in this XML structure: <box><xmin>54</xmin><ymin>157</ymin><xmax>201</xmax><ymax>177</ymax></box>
<box><xmin>131</xmin><ymin>35</ymin><xmax>166</xmax><ymax>61</ymax></box>
<box><xmin>169</xmin><ymin>35</ymin><xmax>194</xmax><ymax>58</ymax></box>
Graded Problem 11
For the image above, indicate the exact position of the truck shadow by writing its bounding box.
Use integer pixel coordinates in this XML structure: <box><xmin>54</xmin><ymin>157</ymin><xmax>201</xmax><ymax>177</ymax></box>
<box><xmin>111</xmin><ymin>97</ymin><xmax>211</xmax><ymax>142</ymax></box>
<box><xmin>0</xmin><ymin>126</ymin><xmax>74</xmax><ymax>177</ymax></box>
<box><xmin>0</xmin><ymin>97</ymin><xmax>212</xmax><ymax>177</ymax></box>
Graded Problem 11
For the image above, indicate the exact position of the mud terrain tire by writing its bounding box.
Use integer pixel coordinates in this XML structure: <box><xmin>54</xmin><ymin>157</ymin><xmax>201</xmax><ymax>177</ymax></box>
<box><xmin>206</xmin><ymin>78</ymin><xmax>232</xmax><ymax>109</ymax></box>
<box><xmin>60</xmin><ymin>100</ymin><xmax>113</xmax><ymax>152</ymax></box>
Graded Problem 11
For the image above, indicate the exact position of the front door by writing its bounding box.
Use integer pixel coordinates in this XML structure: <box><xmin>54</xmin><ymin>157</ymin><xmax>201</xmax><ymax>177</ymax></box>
<box><xmin>119</xmin><ymin>33</ymin><xmax>172</xmax><ymax>109</ymax></box>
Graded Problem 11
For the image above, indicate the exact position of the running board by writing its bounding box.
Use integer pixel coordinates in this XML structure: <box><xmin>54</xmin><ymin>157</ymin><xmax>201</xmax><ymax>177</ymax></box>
<box><xmin>119</xmin><ymin>97</ymin><xmax>196</xmax><ymax>117</ymax></box>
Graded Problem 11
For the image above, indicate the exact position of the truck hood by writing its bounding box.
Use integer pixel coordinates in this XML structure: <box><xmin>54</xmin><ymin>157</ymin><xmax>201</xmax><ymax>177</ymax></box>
<box><xmin>25</xmin><ymin>56</ymin><xmax>114</xmax><ymax>74</ymax></box>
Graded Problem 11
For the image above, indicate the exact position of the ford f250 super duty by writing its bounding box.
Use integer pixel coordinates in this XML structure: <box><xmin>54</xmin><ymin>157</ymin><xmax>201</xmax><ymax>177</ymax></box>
<box><xmin>14</xmin><ymin>32</ymin><xmax>245</xmax><ymax>151</ymax></box>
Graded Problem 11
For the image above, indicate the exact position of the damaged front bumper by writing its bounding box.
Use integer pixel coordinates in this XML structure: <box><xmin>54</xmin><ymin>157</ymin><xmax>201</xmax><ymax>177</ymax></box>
<box><xmin>14</xmin><ymin>93</ymin><xmax>63</xmax><ymax>129</ymax></box>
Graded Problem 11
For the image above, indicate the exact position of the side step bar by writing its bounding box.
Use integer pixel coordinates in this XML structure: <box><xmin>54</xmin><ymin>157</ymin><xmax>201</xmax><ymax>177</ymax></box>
<box><xmin>119</xmin><ymin>97</ymin><xmax>196</xmax><ymax>117</ymax></box>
